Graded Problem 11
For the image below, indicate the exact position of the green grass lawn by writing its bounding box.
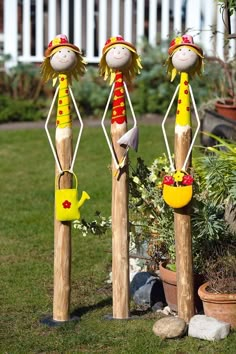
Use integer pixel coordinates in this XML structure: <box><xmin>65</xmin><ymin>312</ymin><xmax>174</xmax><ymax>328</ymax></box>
<box><xmin>0</xmin><ymin>124</ymin><xmax>235</xmax><ymax>353</ymax></box>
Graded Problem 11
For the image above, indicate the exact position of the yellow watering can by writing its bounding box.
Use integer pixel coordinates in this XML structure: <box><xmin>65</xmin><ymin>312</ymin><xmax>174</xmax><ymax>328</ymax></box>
<box><xmin>55</xmin><ymin>171</ymin><xmax>90</xmax><ymax>221</ymax></box>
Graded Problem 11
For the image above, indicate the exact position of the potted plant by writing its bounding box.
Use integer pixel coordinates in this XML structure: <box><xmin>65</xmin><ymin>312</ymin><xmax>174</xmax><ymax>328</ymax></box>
<box><xmin>196</xmin><ymin>135</ymin><xmax>236</xmax><ymax>328</ymax></box>
<box><xmin>206</xmin><ymin>55</ymin><xmax>236</xmax><ymax>120</ymax></box>
<box><xmin>198</xmin><ymin>249</ymin><xmax>236</xmax><ymax>328</ymax></box>
<box><xmin>199</xmin><ymin>55</ymin><xmax>236</xmax><ymax>146</ymax></box>
<box><xmin>202</xmin><ymin>1</ymin><xmax>236</xmax><ymax>120</ymax></box>
<box><xmin>199</xmin><ymin>1</ymin><xmax>236</xmax><ymax>147</ymax></box>
<box><xmin>129</xmin><ymin>136</ymin><xmax>236</xmax><ymax>312</ymax></box>
<box><xmin>218</xmin><ymin>0</ymin><xmax>236</xmax><ymax>38</ymax></box>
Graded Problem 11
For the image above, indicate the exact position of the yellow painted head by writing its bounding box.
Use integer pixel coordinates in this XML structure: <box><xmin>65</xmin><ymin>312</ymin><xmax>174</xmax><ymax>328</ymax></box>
<box><xmin>165</xmin><ymin>35</ymin><xmax>204</xmax><ymax>82</ymax></box>
<box><xmin>99</xmin><ymin>36</ymin><xmax>142</xmax><ymax>85</ymax></box>
<box><xmin>41</xmin><ymin>34</ymin><xmax>86</xmax><ymax>84</ymax></box>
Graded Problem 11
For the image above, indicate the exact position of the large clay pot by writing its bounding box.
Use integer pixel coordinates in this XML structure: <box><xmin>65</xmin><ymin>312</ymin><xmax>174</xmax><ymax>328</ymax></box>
<box><xmin>159</xmin><ymin>262</ymin><xmax>203</xmax><ymax>313</ymax></box>
<box><xmin>198</xmin><ymin>282</ymin><xmax>236</xmax><ymax>328</ymax></box>
<box><xmin>215</xmin><ymin>99</ymin><xmax>236</xmax><ymax>120</ymax></box>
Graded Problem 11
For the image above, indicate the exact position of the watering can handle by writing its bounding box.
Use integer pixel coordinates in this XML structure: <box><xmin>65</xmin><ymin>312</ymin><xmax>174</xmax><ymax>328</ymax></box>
<box><xmin>56</xmin><ymin>170</ymin><xmax>78</xmax><ymax>190</ymax></box>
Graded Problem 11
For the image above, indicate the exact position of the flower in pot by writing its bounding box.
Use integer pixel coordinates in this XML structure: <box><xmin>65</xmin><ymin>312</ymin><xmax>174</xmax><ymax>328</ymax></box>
<box><xmin>162</xmin><ymin>170</ymin><xmax>194</xmax><ymax>208</ymax></box>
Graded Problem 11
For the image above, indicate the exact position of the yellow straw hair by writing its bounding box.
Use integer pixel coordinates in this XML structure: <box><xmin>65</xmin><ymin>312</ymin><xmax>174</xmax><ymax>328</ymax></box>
<box><xmin>165</xmin><ymin>45</ymin><xmax>204</xmax><ymax>82</ymax></box>
<box><xmin>41</xmin><ymin>47</ymin><xmax>87</xmax><ymax>84</ymax></box>
<box><xmin>99</xmin><ymin>50</ymin><xmax>142</xmax><ymax>85</ymax></box>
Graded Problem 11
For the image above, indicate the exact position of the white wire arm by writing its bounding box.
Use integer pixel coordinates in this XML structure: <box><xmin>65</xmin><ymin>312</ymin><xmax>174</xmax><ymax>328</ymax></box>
<box><xmin>161</xmin><ymin>84</ymin><xmax>179</xmax><ymax>172</ymax></box>
<box><xmin>69</xmin><ymin>86</ymin><xmax>84</xmax><ymax>173</ymax></box>
<box><xmin>44</xmin><ymin>85</ymin><xmax>84</xmax><ymax>175</ymax></box>
<box><xmin>161</xmin><ymin>84</ymin><xmax>200</xmax><ymax>172</ymax></box>
<box><xmin>123</xmin><ymin>82</ymin><xmax>137</xmax><ymax>128</ymax></box>
<box><xmin>182</xmin><ymin>84</ymin><xmax>200</xmax><ymax>171</ymax></box>
<box><xmin>101</xmin><ymin>83</ymin><xmax>120</xmax><ymax>170</ymax></box>
<box><xmin>44</xmin><ymin>85</ymin><xmax>63</xmax><ymax>174</ymax></box>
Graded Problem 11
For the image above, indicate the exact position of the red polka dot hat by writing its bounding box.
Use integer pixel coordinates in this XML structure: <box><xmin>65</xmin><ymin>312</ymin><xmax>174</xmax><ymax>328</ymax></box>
<box><xmin>168</xmin><ymin>35</ymin><xmax>203</xmax><ymax>56</ymax></box>
<box><xmin>45</xmin><ymin>34</ymin><xmax>81</xmax><ymax>57</ymax></box>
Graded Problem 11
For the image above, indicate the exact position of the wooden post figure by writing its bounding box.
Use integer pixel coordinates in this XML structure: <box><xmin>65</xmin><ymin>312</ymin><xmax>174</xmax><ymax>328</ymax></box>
<box><xmin>41</xmin><ymin>34</ymin><xmax>90</xmax><ymax>324</ymax></box>
<box><xmin>162</xmin><ymin>35</ymin><xmax>204</xmax><ymax>322</ymax></box>
<box><xmin>99</xmin><ymin>36</ymin><xmax>142</xmax><ymax>319</ymax></box>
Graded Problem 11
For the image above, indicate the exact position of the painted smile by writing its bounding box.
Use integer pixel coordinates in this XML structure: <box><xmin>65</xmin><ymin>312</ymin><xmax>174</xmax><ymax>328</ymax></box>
<box><xmin>58</xmin><ymin>58</ymin><xmax>69</xmax><ymax>63</ymax></box>
<box><xmin>113</xmin><ymin>55</ymin><xmax>124</xmax><ymax>60</ymax></box>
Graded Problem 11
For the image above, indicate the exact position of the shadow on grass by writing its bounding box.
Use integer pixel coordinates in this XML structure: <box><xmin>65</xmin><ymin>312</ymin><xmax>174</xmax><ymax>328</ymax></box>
<box><xmin>71</xmin><ymin>297</ymin><xmax>157</xmax><ymax>321</ymax></box>
<box><xmin>71</xmin><ymin>297</ymin><xmax>112</xmax><ymax>318</ymax></box>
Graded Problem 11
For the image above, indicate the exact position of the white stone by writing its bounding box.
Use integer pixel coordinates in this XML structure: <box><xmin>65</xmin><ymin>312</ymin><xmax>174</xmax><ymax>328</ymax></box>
<box><xmin>129</xmin><ymin>257</ymin><xmax>143</xmax><ymax>280</ymax></box>
<box><xmin>188</xmin><ymin>315</ymin><xmax>231</xmax><ymax>341</ymax></box>
<box><xmin>162</xmin><ymin>306</ymin><xmax>177</xmax><ymax>316</ymax></box>
<box><xmin>105</xmin><ymin>271</ymin><xmax>112</xmax><ymax>284</ymax></box>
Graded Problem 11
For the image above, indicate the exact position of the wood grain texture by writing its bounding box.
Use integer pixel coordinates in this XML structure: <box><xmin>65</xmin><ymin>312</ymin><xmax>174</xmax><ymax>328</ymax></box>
<box><xmin>111</xmin><ymin>122</ymin><xmax>130</xmax><ymax>319</ymax></box>
<box><xmin>53</xmin><ymin>127</ymin><xmax>73</xmax><ymax>321</ymax></box>
<box><xmin>174</xmin><ymin>91</ymin><xmax>194</xmax><ymax>322</ymax></box>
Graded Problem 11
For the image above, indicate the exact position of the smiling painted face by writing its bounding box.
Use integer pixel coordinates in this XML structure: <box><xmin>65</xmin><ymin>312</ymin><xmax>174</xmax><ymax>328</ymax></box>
<box><xmin>105</xmin><ymin>45</ymin><xmax>132</xmax><ymax>70</ymax></box>
<box><xmin>172</xmin><ymin>46</ymin><xmax>199</xmax><ymax>73</ymax></box>
<box><xmin>50</xmin><ymin>47</ymin><xmax>78</xmax><ymax>72</ymax></box>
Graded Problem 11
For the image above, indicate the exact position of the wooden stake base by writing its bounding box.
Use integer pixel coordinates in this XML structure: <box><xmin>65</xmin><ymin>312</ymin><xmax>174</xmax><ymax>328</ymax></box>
<box><xmin>103</xmin><ymin>314</ymin><xmax>139</xmax><ymax>321</ymax></box>
<box><xmin>40</xmin><ymin>315</ymin><xmax>79</xmax><ymax>327</ymax></box>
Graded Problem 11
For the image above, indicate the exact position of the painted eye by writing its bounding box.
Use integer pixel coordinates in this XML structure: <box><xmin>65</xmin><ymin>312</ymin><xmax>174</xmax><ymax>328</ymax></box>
<box><xmin>59</xmin><ymin>50</ymin><xmax>61</xmax><ymax>53</ymax></box>
<box><xmin>67</xmin><ymin>50</ymin><xmax>70</xmax><ymax>53</ymax></box>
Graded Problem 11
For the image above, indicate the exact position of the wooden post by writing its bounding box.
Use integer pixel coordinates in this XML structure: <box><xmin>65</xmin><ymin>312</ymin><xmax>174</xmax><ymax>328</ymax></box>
<box><xmin>111</xmin><ymin>72</ymin><xmax>130</xmax><ymax>319</ymax></box>
<box><xmin>174</xmin><ymin>72</ymin><xmax>194</xmax><ymax>322</ymax></box>
<box><xmin>99</xmin><ymin>37</ymin><xmax>142</xmax><ymax>319</ymax></box>
<box><xmin>163</xmin><ymin>35</ymin><xmax>203</xmax><ymax>322</ymax></box>
<box><xmin>53</xmin><ymin>74</ymin><xmax>73</xmax><ymax>322</ymax></box>
<box><xmin>41</xmin><ymin>35</ymin><xmax>87</xmax><ymax>324</ymax></box>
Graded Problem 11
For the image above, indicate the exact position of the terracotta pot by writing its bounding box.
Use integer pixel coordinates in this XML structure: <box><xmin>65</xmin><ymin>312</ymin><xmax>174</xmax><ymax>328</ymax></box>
<box><xmin>198</xmin><ymin>282</ymin><xmax>236</xmax><ymax>328</ymax></box>
<box><xmin>159</xmin><ymin>262</ymin><xmax>204</xmax><ymax>313</ymax></box>
<box><xmin>215</xmin><ymin>99</ymin><xmax>236</xmax><ymax>120</ymax></box>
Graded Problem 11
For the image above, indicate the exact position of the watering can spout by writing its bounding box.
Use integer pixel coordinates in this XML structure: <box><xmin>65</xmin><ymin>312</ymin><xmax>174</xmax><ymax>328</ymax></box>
<box><xmin>78</xmin><ymin>191</ymin><xmax>90</xmax><ymax>209</ymax></box>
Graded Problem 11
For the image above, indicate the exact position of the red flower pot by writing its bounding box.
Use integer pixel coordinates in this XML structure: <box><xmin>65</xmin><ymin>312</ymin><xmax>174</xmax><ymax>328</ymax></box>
<box><xmin>159</xmin><ymin>262</ymin><xmax>204</xmax><ymax>313</ymax></box>
<box><xmin>215</xmin><ymin>99</ymin><xmax>236</xmax><ymax>120</ymax></box>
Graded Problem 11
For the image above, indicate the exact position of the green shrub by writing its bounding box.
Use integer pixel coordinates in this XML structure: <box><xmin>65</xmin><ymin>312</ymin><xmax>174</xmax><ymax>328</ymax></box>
<box><xmin>72</xmin><ymin>66</ymin><xmax>110</xmax><ymax>117</ymax></box>
<box><xmin>0</xmin><ymin>62</ymin><xmax>50</xmax><ymax>123</ymax></box>
<box><xmin>0</xmin><ymin>95</ymin><xmax>47</xmax><ymax>123</ymax></box>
